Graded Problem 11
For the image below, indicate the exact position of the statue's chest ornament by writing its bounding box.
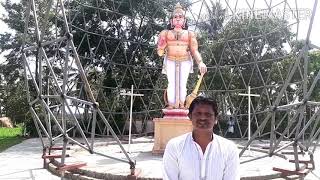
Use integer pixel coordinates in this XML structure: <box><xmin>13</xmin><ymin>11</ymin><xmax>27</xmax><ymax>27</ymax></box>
<box><xmin>171</xmin><ymin>30</ymin><xmax>183</xmax><ymax>40</ymax></box>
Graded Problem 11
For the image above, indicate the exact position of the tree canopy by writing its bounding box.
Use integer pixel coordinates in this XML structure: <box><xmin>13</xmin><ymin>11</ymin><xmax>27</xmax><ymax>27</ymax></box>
<box><xmin>0</xmin><ymin>0</ymin><xmax>318</xmax><ymax>138</ymax></box>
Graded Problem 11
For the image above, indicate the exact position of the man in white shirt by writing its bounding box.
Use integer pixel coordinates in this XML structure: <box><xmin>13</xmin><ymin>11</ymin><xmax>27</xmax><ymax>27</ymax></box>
<box><xmin>162</xmin><ymin>96</ymin><xmax>240</xmax><ymax>180</ymax></box>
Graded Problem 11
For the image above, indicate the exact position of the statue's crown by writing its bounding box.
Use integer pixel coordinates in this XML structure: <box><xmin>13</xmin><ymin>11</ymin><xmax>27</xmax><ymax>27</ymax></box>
<box><xmin>173</xmin><ymin>3</ymin><xmax>185</xmax><ymax>15</ymax></box>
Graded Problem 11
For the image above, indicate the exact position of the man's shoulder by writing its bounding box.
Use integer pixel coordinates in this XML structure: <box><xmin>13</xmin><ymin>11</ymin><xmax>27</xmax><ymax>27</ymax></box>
<box><xmin>214</xmin><ymin>134</ymin><xmax>238</xmax><ymax>149</ymax></box>
<box><xmin>167</xmin><ymin>132</ymin><xmax>191</xmax><ymax>145</ymax></box>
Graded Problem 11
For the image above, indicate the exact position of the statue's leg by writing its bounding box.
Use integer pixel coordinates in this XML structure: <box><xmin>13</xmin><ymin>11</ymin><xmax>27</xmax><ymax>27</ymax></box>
<box><xmin>166</xmin><ymin>60</ymin><xmax>176</xmax><ymax>109</ymax></box>
<box><xmin>179</xmin><ymin>60</ymin><xmax>192</xmax><ymax>109</ymax></box>
<box><xmin>175</xmin><ymin>62</ymin><xmax>180</xmax><ymax>109</ymax></box>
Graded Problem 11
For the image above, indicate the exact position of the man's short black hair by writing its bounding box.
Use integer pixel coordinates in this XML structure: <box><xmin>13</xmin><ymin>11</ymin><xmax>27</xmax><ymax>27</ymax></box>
<box><xmin>188</xmin><ymin>96</ymin><xmax>218</xmax><ymax>117</ymax></box>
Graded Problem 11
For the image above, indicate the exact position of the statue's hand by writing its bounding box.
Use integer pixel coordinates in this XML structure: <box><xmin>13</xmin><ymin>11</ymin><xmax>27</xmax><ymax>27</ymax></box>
<box><xmin>198</xmin><ymin>62</ymin><xmax>207</xmax><ymax>75</ymax></box>
<box><xmin>158</xmin><ymin>49</ymin><xmax>164</xmax><ymax>56</ymax></box>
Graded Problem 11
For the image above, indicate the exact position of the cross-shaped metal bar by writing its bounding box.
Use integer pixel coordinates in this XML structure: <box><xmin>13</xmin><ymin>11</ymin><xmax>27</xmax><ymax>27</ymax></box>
<box><xmin>239</xmin><ymin>86</ymin><xmax>260</xmax><ymax>152</ymax></box>
<box><xmin>120</xmin><ymin>85</ymin><xmax>144</xmax><ymax>153</ymax></box>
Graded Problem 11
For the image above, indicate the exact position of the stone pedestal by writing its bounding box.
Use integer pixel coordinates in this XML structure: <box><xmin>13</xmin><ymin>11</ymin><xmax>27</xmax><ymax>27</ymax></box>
<box><xmin>152</xmin><ymin>117</ymin><xmax>192</xmax><ymax>154</ymax></box>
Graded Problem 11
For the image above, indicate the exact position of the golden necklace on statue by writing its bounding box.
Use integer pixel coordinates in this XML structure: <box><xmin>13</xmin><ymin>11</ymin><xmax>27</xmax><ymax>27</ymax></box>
<box><xmin>173</xmin><ymin>30</ymin><xmax>183</xmax><ymax>40</ymax></box>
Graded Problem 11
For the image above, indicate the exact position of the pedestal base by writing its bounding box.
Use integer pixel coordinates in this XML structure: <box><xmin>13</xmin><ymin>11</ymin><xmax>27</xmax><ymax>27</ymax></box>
<box><xmin>152</xmin><ymin>118</ymin><xmax>192</xmax><ymax>154</ymax></box>
<box><xmin>162</xmin><ymin>109</ymin><xmax>189</xmax><ymax>119</ymax></box>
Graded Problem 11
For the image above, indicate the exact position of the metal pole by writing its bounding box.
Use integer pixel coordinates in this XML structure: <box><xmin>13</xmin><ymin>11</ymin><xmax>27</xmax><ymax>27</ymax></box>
<box><xmin>239</xmin><ymin>86</ymin><xmax>260</xmax><ymax>154</ymax></box>
<box><xmin>248</xmin><ymin>86</ymin><xmax>251</xmax><ymax>152</ymax></box>
<box><xmin>128</xmin><ymin>85</ymin><xmax>133</xmax><ymax>153</ymax></box>
<box><xmin>91</xmin><ymin>109</ymin><xmax>97</xmax><ymax>149</ymax></box>
<box><xmin>120</xmin><ymin>85</ymin><xmax>143</xmax><ymax>153</ymax></box>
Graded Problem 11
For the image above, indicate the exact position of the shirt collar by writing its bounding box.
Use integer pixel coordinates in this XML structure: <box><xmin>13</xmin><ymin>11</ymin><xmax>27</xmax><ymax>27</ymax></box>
<box><xmin>191</xmin><ymin>132</ymin><xmax>214</xmax><ymax>142</ymax></box>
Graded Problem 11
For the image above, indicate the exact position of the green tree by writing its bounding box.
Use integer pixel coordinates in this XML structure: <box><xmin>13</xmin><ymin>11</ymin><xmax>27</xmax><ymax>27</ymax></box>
<box><xmin>64</xmin><ymin>0</ymin><xmax>193</xmax><ymax>134</ymax></box>
<box><xmin>2</xmin><ymin>81</ymin><xmax>29</xmax><ymax>123</ymax></box>
<box><xmin>195</xmin><ymin>4</ymin><xmax>298</xmax><ymax>136</ymax></box>
<box><xmin>309</xmin><ymin>50</ymin><xmax>320</xmax><ymax>100</ymax></box>
<box><xmin>0</xmin><ymin>0</ymin><xmax>191</xmax><ymax>135</ymax></box>
<box><xmin>0</xmin><ymin>0</ymin><xmax>64</xmax><ymax>131</ymax></box>
<box><xmin>1</xmin><ymin>0</ymin><xmax>305</xmax><ymax>138</ymax></box>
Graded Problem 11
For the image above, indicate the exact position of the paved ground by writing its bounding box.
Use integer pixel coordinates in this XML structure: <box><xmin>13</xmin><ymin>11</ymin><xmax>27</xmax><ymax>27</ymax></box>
<box><xmin>67</xmin><ymin>138</ymin><xmax>320</xmax><ymax>179</ymax></box>
<box><xmin>0</xmin><ymin>138</ymin><xmax>319</xmax><ymax>180</ymax></box>
<box><xmin>0</xmin><ymin>138</ymin><xmax>60</xmax><ymax>180</ymax></box>
<box><xmin>305</xmin><ymin>148</ymin><xmax>320</xmax><ymax>180</ymax></box>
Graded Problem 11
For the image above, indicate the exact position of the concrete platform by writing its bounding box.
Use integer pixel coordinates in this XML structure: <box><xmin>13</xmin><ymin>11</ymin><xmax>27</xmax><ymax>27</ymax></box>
<box><xmin>46</xmin><ymin>137</ymin><xmax>320</xmax><ymax>180</ymax></box>
<box><xmin>0</xmin><ymin>138</ymin><xmax>319</xmax><ymax>180</ymax></box>
<box><xmin>0</xmin><ymin>138</ymin><xmax>60</xmax><ymax>180</ymax></box>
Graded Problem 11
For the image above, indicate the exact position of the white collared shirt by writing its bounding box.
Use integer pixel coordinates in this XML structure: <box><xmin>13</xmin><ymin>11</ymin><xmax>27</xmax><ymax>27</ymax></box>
<box><xmin>162</xmin><ymin>132</ymin><xmax>240</xmax><ymax>180</ymax></box>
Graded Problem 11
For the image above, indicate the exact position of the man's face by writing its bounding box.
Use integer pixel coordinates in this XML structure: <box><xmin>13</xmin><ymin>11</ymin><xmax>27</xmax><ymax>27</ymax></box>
<box><xmin>172</xmin><ymin>12</ymin><xmax>185</xmax><ymax>28</ymax></box>
<box><xmin>189</xmin><ymin>104</ymin><xmax>217</xmax><ymax>131</ymax></box>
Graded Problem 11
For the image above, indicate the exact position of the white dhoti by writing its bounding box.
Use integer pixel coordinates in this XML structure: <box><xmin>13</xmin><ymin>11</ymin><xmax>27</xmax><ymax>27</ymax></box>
<box><xmin>162</xmin><ymin>57</ymin><xmax>193</xmax><ymax>108</ymax></box>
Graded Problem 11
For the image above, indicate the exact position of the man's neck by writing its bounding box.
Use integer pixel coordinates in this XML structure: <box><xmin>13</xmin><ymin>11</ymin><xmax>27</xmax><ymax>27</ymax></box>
<box><xmin>192</xmin><ymin>130</ymin><xmax>213</xmax><ymax>153</ymax></box>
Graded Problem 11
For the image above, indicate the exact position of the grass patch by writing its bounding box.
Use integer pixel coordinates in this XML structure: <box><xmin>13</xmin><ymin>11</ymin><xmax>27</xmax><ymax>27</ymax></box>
<box><xmin>0</xmin><ymin>126</ymin><xmax>24</xmax><ymax>152</ymax></box>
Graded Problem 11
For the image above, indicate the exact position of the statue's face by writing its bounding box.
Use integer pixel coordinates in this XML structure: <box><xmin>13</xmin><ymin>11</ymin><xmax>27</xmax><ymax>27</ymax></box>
<box><xmin>172</xmin><ymin>12</ymin><xmax>185</xmax><ymax>28</ymax></box>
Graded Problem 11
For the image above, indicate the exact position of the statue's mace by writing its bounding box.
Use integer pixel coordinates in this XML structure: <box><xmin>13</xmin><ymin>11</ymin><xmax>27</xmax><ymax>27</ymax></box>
<box><xmin>185</xmin><ymin>73</ymin><xmax>204</xmax><ymax>108</ymax></box>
